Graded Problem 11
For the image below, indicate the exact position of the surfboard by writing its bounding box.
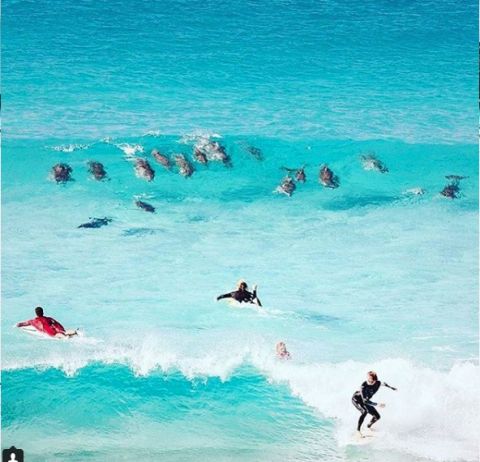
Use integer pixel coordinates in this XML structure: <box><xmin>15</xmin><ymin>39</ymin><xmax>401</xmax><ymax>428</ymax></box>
<box><xmin>18</xmin><ymin>325</ymin><xmax>79</xmax><ymax>340</ymax></box>
<box><xmin>348</xmin><ymin>430</ymin><xmax>381</xmax><ymax>446</ymax></box>
<box><xmin>227</xmin><ymin>299</ymin><xmax>261</xmax><ymax>309</ymax></box>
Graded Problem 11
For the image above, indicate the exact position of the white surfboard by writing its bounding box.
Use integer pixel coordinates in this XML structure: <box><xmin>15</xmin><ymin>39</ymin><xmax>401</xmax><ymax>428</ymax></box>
<box><xmin>348</xmin><ymin>430</ymin><xmax>382</xmax><ymax>446</ymax></box>
<box><xmin>227</xmin><ymin>299</ymin><xmax>261</xmax><ymax>309</ymax></box>
<box><xmin>18</xmin><ymin>325</ymin><xmax>80</xmax><ymax>340</ymax></box>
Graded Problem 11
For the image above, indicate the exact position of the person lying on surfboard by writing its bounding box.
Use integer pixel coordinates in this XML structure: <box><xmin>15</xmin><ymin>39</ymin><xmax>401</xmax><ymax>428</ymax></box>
<box><xmin>16</xmin><ymin>306</ymin><xmax>77</xmax><ymax>338</ymax></box>
<box><xmin>351</xmin><ymin>371</ymin><xmax>397</xmax><ymax>438</ymax></box>
<box><xmin>216</xmin><ymin>280</ymin><xmax>262</xmax><ymax>306</ymax></box>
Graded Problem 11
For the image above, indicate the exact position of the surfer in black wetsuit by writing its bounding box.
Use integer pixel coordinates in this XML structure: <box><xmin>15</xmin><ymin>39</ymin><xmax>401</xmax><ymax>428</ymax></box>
<box><xmin>216</xmin><ymin>281</ymin><xmax>262</xmax><ymax>306</ymax></box>
<box><xmin>352</xmin><ymin>371</ymin><xmax>397</xmax><ymax>437</ymax></box>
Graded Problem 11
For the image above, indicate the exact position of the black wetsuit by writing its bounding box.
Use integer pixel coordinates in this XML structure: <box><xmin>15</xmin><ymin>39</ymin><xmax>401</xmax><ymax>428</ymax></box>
<box><xmin>352</xmin><ymin>381</ymin><xmax>383</xmax><ymax>431</ymax></box>
<box><xmin>217</xmin><ymin>288</ymin><xmax>262</xmax><ymax>306</ymax></box>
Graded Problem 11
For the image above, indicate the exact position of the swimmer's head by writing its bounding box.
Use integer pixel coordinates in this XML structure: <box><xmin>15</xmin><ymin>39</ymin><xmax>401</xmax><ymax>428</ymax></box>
<box><xmin>35</xmin><ymin>306</ymin><xmax>44</xmax><ymax>317</ymax></box>
<box><xmin>276</xmin><ymin>342</ymin><xmax>287</xmax><ymax>354</ymax></box>
<box><xmin>237</xmin><ymin>280</ymin><xmax>248</xmax><ymax>290</ymax></box>
<box><xmin>367</xmin><ymin>371</ymin><xmax>378</xmax><ymax>384</ymax></box>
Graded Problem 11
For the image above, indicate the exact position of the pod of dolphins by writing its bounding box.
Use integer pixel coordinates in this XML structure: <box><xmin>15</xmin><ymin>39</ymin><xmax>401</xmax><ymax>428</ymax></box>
<box><xmin>49</xmin><ymin>140</ymin><xmax>468</xmax><ymax>228</ymax></box>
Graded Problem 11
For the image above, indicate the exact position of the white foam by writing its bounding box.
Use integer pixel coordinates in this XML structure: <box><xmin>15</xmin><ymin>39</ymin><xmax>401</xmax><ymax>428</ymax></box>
<box><xmin>143</xmin><ymin>129</ymin><xmax>162</xmax><ymax>137</ymax></box>
<box><xmin>49</xmin><ymin>143</ymin><xmax>90</xmax><ymax>152</ymax></box>
<box><xmin>115</xmin><ymin>142</ymin><xmax>145</xmax><ymax>158</ymax></box>
<box><xmin>261</xmin><ymin>357</ymin><xmax>479</xmax><ymax>461</ymax></box>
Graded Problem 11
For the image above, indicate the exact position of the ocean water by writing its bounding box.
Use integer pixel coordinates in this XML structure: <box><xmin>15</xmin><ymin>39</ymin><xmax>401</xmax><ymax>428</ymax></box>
<box><xmin>1</xmin><ymin>1</ymin><xmax>478</xmax><ymax>462</ymax></box>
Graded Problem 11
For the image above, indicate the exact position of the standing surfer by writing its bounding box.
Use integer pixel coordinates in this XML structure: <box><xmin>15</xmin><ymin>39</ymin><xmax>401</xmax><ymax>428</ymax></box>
<box><xmin>351</xmin><ymin>371</ymin><xmax>397</xmax><ymax>437</ymax></box>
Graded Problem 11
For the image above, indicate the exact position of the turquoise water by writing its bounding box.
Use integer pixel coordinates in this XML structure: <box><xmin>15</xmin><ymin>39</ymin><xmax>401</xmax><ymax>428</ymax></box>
<box><xmin>2</xmin><ymin>1</ymin><xmax>479</xmax><ymax>461</ymax></box>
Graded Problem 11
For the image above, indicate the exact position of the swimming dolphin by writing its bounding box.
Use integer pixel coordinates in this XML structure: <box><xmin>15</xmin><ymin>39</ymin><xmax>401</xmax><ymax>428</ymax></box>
<box><xmin>87</xmin><ymin>161</ymin><xmax>107</xmax><ymax>180</ymax></box>
<box><xmin>246</xmin><ymin>145</ymin><xmax>263</xmax><ymax>161</ymax></box>
<box><xmin>440</xmin><ymin>183</ymin><xmax>460</xmax><ymax>199</ymax></box>
<box><xmin>135</xmin><ymin>200</ymin><xmax>155</xmax><ymax>213</ymax></box>
<box><xmin>445</xmin><ymin>175</ymin><xmax>468</xmax><ymax>181</ymax></box>
<box><xmin>78</xmin><ymin>217</ymin><xmax>112</xmax><ymax>229</ymax></box>
<box><xmin>360</xmin><ymin>153</ymin><xmax>388</xmax><ymax>173</ymax></box>
<box><xmin>51</xmin><ymin>163</ymin><xmax>73</xmax><ymax>183</ymax></box>
<box><xmin>195</xmin><ymin>140</ymin><xmax>231</xmax><ymax>166</ymax></box>
<box><xmin>282</xmin><ymin>166</ymin><xmax>306</xmax><ymax>182</ymax></box>
<box><xmin>275</xmin><ymin>176</ymin><xmax>296</xmax><ymax>197</ymax></box>
<box><xmin>174</xmin><ymin>154</ymin><xmax>194</xmax><ymax>177</ymax></box>
<box><xmin>193</xmin><ymin>147</ymin><xmax>208</xmax><ymax>165</ymax></box>
<box><xmin>440</xmin><ymin>175</ymin><xmax>466</xmax><ymax>199</ymax></box>
<box><xmin>319</xmin><ymin>165</ymin><xmax>339</xmax><ymax>188</ymax></box>
<box><xmin>134</xmin><ymin>159</ymin><xmax>155</xmax><ymax>181</ymax></box>
<box><xmin>151</xmin><ymin>149</ymin><xmax>171</xmax><ymax>170</ymax></box>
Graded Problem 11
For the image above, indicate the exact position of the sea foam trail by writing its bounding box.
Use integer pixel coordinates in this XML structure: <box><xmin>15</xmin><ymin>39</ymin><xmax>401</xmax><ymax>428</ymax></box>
<box><xmin>3</xmin><ymin>336</ymin><xmax>478</xmax><ymax>461</ymax></box>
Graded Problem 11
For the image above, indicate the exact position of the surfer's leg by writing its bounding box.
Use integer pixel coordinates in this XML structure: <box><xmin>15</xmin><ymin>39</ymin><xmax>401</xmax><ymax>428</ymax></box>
<box><xmin>357</xmin><ymin>411</ymin><xmax>368</xmax><ymax>431</ymax></box>
<box><xmin>366</xmin><ymin>406</ymin><xmax>380</xmax><ymax>428</ymax></box>
<box><xmin>352</xmin><ymin>396</ymin><xmax>368</xmax><ymax>431</ymax></box>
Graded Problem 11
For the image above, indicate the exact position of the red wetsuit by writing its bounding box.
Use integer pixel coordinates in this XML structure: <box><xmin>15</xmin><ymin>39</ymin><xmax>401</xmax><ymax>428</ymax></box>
<box><xmin>17</xmin><ymin>316</ymin><xmax>66</xmax><ymax>337</ymax></box>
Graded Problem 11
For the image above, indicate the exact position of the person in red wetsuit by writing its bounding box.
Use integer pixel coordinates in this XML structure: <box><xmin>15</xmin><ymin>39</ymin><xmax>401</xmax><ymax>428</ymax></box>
<box><xmin>16</xmin><ymin>306</ymin><xmax>75</xmax><ymax>338</ymax></box>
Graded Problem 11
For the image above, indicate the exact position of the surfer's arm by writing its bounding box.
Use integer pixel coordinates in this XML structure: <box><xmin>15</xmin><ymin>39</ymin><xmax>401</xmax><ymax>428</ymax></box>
<box><xmin>49</xmin><ymin>317</ymin><xmax>66</xmax><ymax>333</ymax></box>
<box><xmin>253</xmin><ymin>293</ymin><xmax>263</xmax><ymax>307</ymax></box>
<box><xmin>216</xmin><ymin>292</ymin><xmax>234</xmax><ymax>301</ymax></box>
<box><xmin>16</xmin><ymin>320</ymin><xmax>32</xmax><ymax>327</ymax></box>
<box><xmin>251</xmin><ymin>285</ymin><xmax>262</xmax><ymax>306</ymax></box>
<box><xmin>383</xmin><ymin>382</ymin><xmax>397</xmax><ymax>391</ymax></box>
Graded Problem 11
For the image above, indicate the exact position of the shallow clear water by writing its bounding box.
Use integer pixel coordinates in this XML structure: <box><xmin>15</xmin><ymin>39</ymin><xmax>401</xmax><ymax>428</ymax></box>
<box><xmin>1</xmin><ymin>1</ymin><xmax>478</xmax><ymax>461</ymax></box>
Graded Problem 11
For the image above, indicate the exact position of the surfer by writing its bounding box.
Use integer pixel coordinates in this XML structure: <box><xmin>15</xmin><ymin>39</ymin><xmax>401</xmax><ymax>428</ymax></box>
<box><xmin>276</xmin><ymin>342</ymin><xmax>291</xmax><ymax>359</ymax></box>
<box><xmin>16</xmin><ymin>307</ymin><xmax>76</xmax><ymax>338</ymax></box>
<box><xmin>352</xmin><ymin>371</ymin><xmax>397</xmax><ymax>438</ymax></box>
<box><xmin>216</xmin><ymin>280</ymin><xmax>262</xmax><ymax>306</ymax></box>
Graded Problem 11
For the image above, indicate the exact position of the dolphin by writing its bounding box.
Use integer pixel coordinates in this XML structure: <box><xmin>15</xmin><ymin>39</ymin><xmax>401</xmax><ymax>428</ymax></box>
<box><xmin>360</xmin><ymin>153</ymin><xmax>389</xmax><ymax>173</ymax></box>
<box><xmin>174</xmin><ymin>154</ymin><xmax>194</xmax><ymax>177</ymax></box>
<box><xmin>78</xmin><ymin>217</ymin><xmax>112</xmax><ymax>229</ymax></box>
<box><xmin>134</xmin><ymin>159</ymin><xmax>155</xmax><ymax>181</ymax></box>
<box><xmin>151</xmin><ymin>149</ymin><xmax>171</xmax><ymax>170</ymax></box>
<box><xmin>319</xmin><ymin>165</ymin><xmax>339</xmax><ymax>188</ymax></box>
<box><xmin>87</xmin><ymin>161</ymin><xmax>107</xmax><ymax>180</ymax></box>
<box><xmin>282</xmin><ymin>166</ymin><xmax>306</xmax><ymax>182</ymax></box>
<box><xmin>135</xmin><ymin>200</ymin><xmax>156</xmax><ymax>213</ymax></box>
<box><xmin>51</xmin><ymin>163</ymin><xmax>73</xmax><ymax>183</ymax></box>
<box><xmin>275</xmin><ymin>176</ymin><xmax>296</xmax><ymax>197</ymax></box>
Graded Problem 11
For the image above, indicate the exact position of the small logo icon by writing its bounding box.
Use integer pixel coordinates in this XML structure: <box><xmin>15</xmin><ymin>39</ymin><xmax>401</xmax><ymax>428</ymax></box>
<box><xmin>2</xmin><ymin>447</ymin><xmax>24</xmax><ymax>462</ymax></box>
